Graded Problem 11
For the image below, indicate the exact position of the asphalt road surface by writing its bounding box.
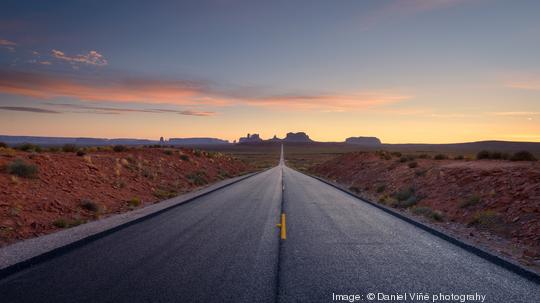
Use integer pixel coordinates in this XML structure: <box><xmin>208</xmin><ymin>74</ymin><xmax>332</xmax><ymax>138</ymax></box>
<box><xmin>0</xmin><ymin>146</ymin><xmax>538</xmax><ymax>302</ymax></box>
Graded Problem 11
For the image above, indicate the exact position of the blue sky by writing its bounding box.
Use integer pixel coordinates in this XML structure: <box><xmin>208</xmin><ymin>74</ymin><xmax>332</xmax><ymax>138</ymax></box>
<box><xmin>0</xmin><ymin>0</ymin><xmax>539</xmax><ymax>142</ymax></box>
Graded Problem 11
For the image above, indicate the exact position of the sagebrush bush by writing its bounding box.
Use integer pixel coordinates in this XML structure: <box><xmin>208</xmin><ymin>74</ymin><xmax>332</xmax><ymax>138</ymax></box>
<box><xmin>128</xmin><ymin>197</ymin><xmax>141</xmax><ymax>207</ymax></box>
<box><xmin>408</xmin><ymin>161</ymin><xmax>418</xmax><ymax>168</ymax></box>
<box><xmin>18</xmin><ymin>143</ymin><xmax>41</xmax><ymax>152</ymax></box>
<box><xmin>510</xmin><ymin>151</ymin><xmax>536</xmax><ymax>161</ymax></box>
<box><xmin>80</xmin><ymin>199</ymin><xmax>101</xmax><ymax>212</ymax></box>
<box><xmin>7</xmin><ymin>159</ymin><xmax>38</xmax><ymax>178</ymax></box>
<box><xmin>62</xmin><ymin>144</ymin><xmax>77</xmax><ymax>152</ymax></box>
<box><xmin>376</xmin><ymin>184</ymin><xmax>386</xmax><ymax>193</ymax></box>
<box><xmin>0</xmin><ymin>142</ymin><xmax>7</xmax><ymax>148</ymax></box>
<box><xmin>434</xmin><ymin>154</ymin><xmax>447</xmax><ymax>160</ymax></box>
<box><xmin>180</xmin><ymin>154</ymin><xmax>190</xmax><ymax>161</ymax></box>
<box><xmin>468</xmin><ymin>210</ymin><xmax>501</xmax><ymax>228</ymax></box>
<box><xmin>76</xmin><ymin>150</ymin><xmax>86</xmax><ymax>156</ymax></box>
<box><xmin>411</xmin><ymin>207</ymin><xmax>444</xmax><ymax>221</ymax></box>
<box><xmin>187</xmin><ymin>171</ymin><xmax>208</xmax><ymax>186</ymax></box>
<box><xmin>460</xmin><ymin>194</ymin><xmax>481</xmax><ymax>208</ymax></box>
<box><xmin>113</xmin><ymin>145</ymin><xmax>128</xmax><ymax>152</ymax></box>
<box><xmin>454</xmin><ymin>155</ymin><xmax>464</xmax><ymax>160</ymax></box>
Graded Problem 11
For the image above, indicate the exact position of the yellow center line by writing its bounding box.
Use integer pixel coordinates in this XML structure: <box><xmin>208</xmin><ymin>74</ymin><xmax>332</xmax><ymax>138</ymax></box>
<box><xmin>276</xmin><ymin>213</ymin><xmax>286</xmax><ymax>240</ymax></box>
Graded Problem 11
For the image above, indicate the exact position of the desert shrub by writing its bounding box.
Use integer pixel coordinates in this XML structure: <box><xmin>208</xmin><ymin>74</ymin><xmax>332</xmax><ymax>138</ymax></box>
<box><xmin>408</xmin><ymin>161</ymin><xmax>418</xmax><ymax>168</ymax></box>
<box><xmin>394</xmin><ymin>187</ymin><xmax>415</xmax><ymax>202</ymax></box>
<box><xmin>399</xmin><ymin>156</ymin><xmax>408</xmax><ymax>163</ymax></box>
<box><xmin>477</xmin><ymin>150</ymin><xmax>509</xmax><ymax>160</ymax></box>
<box><xmin>454</xmin><ymin>155</ymin><xmax>464</xmax><ymax>160</ymax></box>
<box><xmin>0</xmin><ymin>147</ymin><xmax>16</xmax><ymax>157</ymax></box>
<box><xmin>460</xmin><ymin>194</ymin><xmax>481</xmax><ymax>208</ymax></box>
<box><xmin>76</xmin><ymin>150</ymin><xmax>86</xmax><ymax>157</ymax></box>
<box><xmin>349</xmin><ymin>186</ymin><xmax>360</xmax><ymax>193</ymax></box>
<box><xmin>62</xmin><ymin>144</ymin><xmax>77</xmax><ymax>152</ymax></box>
<box><xmin>142</xmin><ymin>167</ymin><xmax>154</xmax><ymax>179</ymax></box>
<box><xmin>218</xmin><ymin>169</ymin><xmax>231</xmax><ymax>179</ymax></box>
<box><xmin>510</xmin><ymin>151</ymin><xmax>537</xmax><ymax>162</ymax></box>
<box><xmin>193</xmin><ymin>149</ymin><xmax>203</xmax><ymax>157</ymax></box>
<box><xmin>391</xmin><ymin>152</ymin><xmax>402</xmax><ymax>157</ymax></box>
<box><xmin>376</xmin><ymin>184</ymin><xmax>386</xmax><ymax>193</ymax></box>
<box><xmin>53</xmin><ymin>218</ymin><xmax>85</xmax><ymax>228</ymax></box>
<box><xmin>180</xmin><ymin>154</ymin><xmax>190</xmax><ymax>161</ymax></box>
<box><xmin>80</xmin><ymin>199</ymin><xmax>101</xmax><ymax>212</ymax></box>
<box><xmin>418</xmin><ymin>154</ymin><xmax>431</xmax><ymax>159</ymax></box>
<box><xmin>411</xmin><ymin>207</ymin><xmax>444</xmax><ymax>221</ymax></box>
<box><xmin>392</xmin><ymin>187</ymin><xmax>418</xmax><ymax>208</ymax></box>
<box><xmin>7</xmin><ymin>159</ymin><xmax>38</xmax><ymax>178</ymax></box>
<box><xmin>47</xmin><ymin>146</ymin><xmax>61</xmax><ymax>152</ymax></box>
<box><xmin>113</xmin><ymin>145</ymin><xmax>128</xmax><ymax>152</ymax></box>
<box><xmin>468</xmin><ymin>210</ymin><xmax>501</xmax><ymax>228</ymax></box>
<box><xmin>434</xmin><ymin>154</ymin><xmax>447</xmax><ymax>160</ymax></box>
<box><xmin>476</xmin><ymin>150</ymin><xmax>490</xmax><ymax>159</ymax></box>
<box><xmin>187</xmin><ymin>171</ymin><xmax>208</xmax><ymax>186</ymax></box>
<box><xmin>163</xmin><ymin>149</ymin><xmax>174</xmax><ymax>155</ymax></box>
<box><xmin>17</xmin><ymin>143</ymin><xmax>41</xmax><ymax>152</ymax></box>
<box><xmin>0</xmin><ymin>142</ymin><xmax>7</xmax><ymax>148</ymax></box>
<box><xmin>127</xmin><ymin>197</ymin><xmax>141</xmax><ymax>207</ymax></box>
<box><xmin>153</xmin><ymin>189</ymin><xmax>177</xmax><ymax>200</ymax></box>
<box><xmin>415</xmin><ymin>169</ymin><xmax>426</xmax><ymax>176</ymax></box>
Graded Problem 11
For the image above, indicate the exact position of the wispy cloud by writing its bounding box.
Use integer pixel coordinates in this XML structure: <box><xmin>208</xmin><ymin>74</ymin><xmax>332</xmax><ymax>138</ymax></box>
<box><xmin>0</xmin><ymin>38</ymin><xmax>17</xmax><ymax>52</ymax></box>
<box><xmin>0</xmin><ymin>106</ymin><xmax>60</xmax><ymax>113</ymax></box>
<box><xmin>0</xmin><ymin>39</ymin><xmax>17</xmax><ymax>46</ymax></box>
<box><xmin>488</xmin><ymin>111</ymin><xmax>539</xmax><ymax>116</ymax></box>
<box><xmin>248</xmin><ymin>93</ymin><xmax>410</xmax><ymax>111</ymax></box>
<box><xmin>506</xmin><ymin>81</ymin><xmax>540</xmax><ymax>91</ymax></box>
<box><xmin>0</xmin><ymin>70</ymin><xmax>410</xmax><ymax>112</ymax></box>
<box><xmin>51</xmin><ymin>49</ymin><xmax>108</xmax><ymax>66</ymax></box>
<box><xmin>43</xmin><ymin>103</ymin><xmax>215</xmax><ymax>116</ymax></box>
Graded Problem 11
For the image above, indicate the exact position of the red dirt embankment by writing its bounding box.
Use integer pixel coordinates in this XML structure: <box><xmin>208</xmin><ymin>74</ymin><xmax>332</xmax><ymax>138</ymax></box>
<box><xmin>310</xmin><ymin>152</ymin><xmax>540</xmax><ymax>268</ymax></box>
<box><xmin>0</xmin><ymin>147</ymin><xmax>251</xmax><ymax>246</ymax></box>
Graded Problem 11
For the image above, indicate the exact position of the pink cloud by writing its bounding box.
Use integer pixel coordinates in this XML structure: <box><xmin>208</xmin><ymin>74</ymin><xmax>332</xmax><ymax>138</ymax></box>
<box><xmin>0</xmin><ymin>39</ymin><xmax>17</xmax><ymax>46</ymax></box>
<box><xmin>0</xmin><ymin>70</ymin><xmax>410</xmax><ymax>111</ymax></box>
<box><xmin>51</xmin><ymin>49</ymin><xmax>108</xmax><ymax>66</ymax></box>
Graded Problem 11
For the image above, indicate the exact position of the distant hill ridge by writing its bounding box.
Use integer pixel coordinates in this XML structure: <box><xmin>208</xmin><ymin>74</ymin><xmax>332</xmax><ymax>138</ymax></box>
<box><xmin>1</xmin><ymin>135</ymin><xmax>539</xmax><ymax>153</ymax></box>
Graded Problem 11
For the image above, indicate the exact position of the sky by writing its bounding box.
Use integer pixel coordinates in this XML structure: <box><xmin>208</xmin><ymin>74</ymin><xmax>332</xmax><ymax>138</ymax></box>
<box><xmin>0</xmin><ymin>0</ymin><xmax>539</xmax><ymax>143</ymax></box>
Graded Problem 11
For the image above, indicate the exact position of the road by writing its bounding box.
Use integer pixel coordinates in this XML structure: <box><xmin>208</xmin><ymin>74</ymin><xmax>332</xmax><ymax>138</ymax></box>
<box><xmin>0</xmin><ymin>145</ymin><xmax>538</xmax><ymax>302</ymax></box>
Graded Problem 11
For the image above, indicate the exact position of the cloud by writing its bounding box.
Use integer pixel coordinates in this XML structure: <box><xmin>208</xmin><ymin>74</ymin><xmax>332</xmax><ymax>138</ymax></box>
<box><xmin>0</xmin><ymin>70</ymin><xmax>409</xmax><ymax>111</ymax></box>
<box><xmin>44</xmin><ymin>103</ymin><xmax>215</xmax><ymax>116</ymax></box>
<box><xmin>178</xmin><ymin>110</ymin><xmax>214</xmax><ymax>116</ymax></box>
<box><xmin>0</xmin><ymin>106</ymin><xmax>60</xmax><ymax>113</ymax></box>
<box><xmin>488</xmin><ymin>111</ymin><xmax>539</xmax><ymax>116</ymax></box>
<box><xmin>0</xmin><ymin>39</ymin><xmax>17</xmax><ymax>52</ymax></box>
<box><xmin>52</xmin><ymin>49</ymin><xmax>108</xmax><ymax>66</ymax></box>
<box><xmin>506</xmin><ymin>81</ymin><xmax>540</xmax><ymax>91</ymax></box>
<box><xmin>0</xmin><ymin>39</ymin><xmax>17</xmax><ymax>46</ymax></box>
<box><xmin>247</xmin><ymin>93</ymin><xmax>410</xmax><ymax>111</ymax></box>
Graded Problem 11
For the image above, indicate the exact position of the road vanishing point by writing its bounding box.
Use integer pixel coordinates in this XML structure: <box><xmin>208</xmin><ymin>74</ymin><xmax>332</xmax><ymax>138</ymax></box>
<box><xmin>0</xmin><ymin>145</ymin><xmax>538</xmax><ymax>302</ymax></box>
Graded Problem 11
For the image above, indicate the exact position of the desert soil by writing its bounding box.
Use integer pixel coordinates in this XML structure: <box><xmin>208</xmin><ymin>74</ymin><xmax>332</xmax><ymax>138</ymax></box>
<box><xmin>0</xmin><ymin>147</ymin><xmax>251</xmax><ymax>246</ymax></box>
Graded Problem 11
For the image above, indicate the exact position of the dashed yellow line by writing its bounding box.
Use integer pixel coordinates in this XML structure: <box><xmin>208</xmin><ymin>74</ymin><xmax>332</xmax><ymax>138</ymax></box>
<box><xmin>276</xmin><ymin>213</ymin><xmax>286</xmax><ymax>240</ymax></box>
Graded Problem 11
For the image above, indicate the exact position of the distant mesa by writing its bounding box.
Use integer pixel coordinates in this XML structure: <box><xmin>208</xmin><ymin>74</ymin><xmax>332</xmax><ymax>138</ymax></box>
<box><xmin>345</xmin><ymin>136</ymin><xmax>382</xmax><ymax>145</ymax></box>
<box><xmin>239</xmin><ymin>133</ymin><xmax>263</xmax><ymax>143</ymax></box>
<box><xmin>268</xmin><ymin>135</ymin><xmax>282</xmax><ymax>142</ymax></box>
<box><xmin>0</xmin><ymin>135</ymin><xmax>230</xmax><ymax>147</ymax></box>
<box><xmin>283</xmin><ymin>132</ymin><xmax>312</xmax><ymax>142</ymax></box>
<box><xmin>169</xmin><ymin>137</ymin><xmax>229</xmax><ymax>145</ymax></box>
<box><xmin>238</xmin><ymin>132</ymin><xmax>313</xmax><ymax>143</ymax></box>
